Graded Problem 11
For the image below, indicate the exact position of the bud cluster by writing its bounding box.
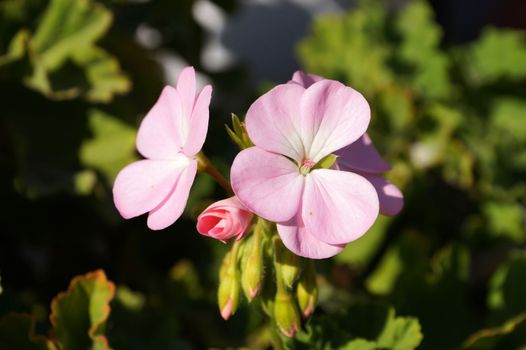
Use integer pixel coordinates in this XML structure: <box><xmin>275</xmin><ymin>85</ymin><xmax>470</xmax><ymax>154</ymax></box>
<box><xmin>216</xmin><ymin>218</ymin><xmax>318</xmax><ymax>338</ymax></box>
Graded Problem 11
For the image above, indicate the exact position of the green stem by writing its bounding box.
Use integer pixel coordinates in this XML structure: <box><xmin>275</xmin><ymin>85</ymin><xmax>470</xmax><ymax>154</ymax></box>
<box><xmin>269</xmin><ymin>324</ymin><xmax>285</xmax><ymax>350</ymax></box>
<box><xmin>196</xmin><ymin>152</ymin><xmax>233</xmax><ymax>195</ymax></box>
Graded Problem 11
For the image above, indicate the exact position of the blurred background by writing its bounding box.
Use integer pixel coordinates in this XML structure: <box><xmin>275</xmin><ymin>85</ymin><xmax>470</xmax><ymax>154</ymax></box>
<box><xmin>0</xmin><ymin>0</ymin><xmax>525</xmax><ymax>349</ymax></box>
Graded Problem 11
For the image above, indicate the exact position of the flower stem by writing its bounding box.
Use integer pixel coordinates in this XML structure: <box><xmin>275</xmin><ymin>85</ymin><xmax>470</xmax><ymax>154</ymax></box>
<box><xmin>196</xmin><ymin>152</ymin><xmax>233</xmax><ymax>195</ymax></box>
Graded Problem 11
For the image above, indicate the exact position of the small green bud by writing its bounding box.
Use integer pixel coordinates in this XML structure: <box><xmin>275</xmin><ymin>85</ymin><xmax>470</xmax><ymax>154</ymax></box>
<box><xmin>218</xmin><ymin>244</ymin><xmax>241</xmax><ymax>320</ymax></box>
<box><xmin>275</xmin><ymin>239</ymin><xmax>302</xmax><ymax>289</ymax></box>
<box><xmin>296</xmin><ymin>261</ymin><xmax>318</xmax><ymax>319</ymax></box>
<box><xmin>241</xmin><ymin>233</ymin><xmax>264</xmax><ymax>301</ymax></box>
<box><xmin>274</xmin><ymin>288</ymin><xmax>301</xmax><ymax>337</ymax></box>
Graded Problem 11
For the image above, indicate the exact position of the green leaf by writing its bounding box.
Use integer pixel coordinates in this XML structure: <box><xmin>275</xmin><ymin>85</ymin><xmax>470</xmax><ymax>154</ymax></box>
<box><xmin>22</xmin><ymin>0</ymin><xmax>130</xmax><ymax>102</ymax></box>
<box><xmin>79</xmin><ymin>109</ymin><xmax>137</xmax><ymax>184</ymax></box>
<box><xmin>488</xmin><ymin>250</ymin><xmax>526</xmax><ymax>325</ymax></box>
<box><xmin>50</xmin><ymin>270</ymin><xmax>115</xmax><ymax>350</ymax></box>
<box><xmin>463</xmin><ymin>28</ymin><xmax>526</xmax><ymax>84</ymax></box>
<box><xmin>491</xmin><ymin>98</ymin><xmax>526</xmax><ymax>143</ymax></box>
<box><xmin>297</xmin><ymin>3</ymin><xmax>392</xmax><ymax>96</ymax></box>
<box><xmin>377</xmin><ymin>314</ymin><xmax>423</xmax><ymax>350</ymax></box>
<box><xmin>395</xmin><ymin>0</ymin><xmax>451</xmax><ymax>98</ymax></box>
<box><xmin>483</xmin><ymin>202</ymin><xmax>525</xmax><ymax>242</ymax></box>
<box><xmin>30</xmin><ymin>0</ymin><xmax>111</xmax><ymax>69</ymax></box>
<box><xmin>340</xmin><ymin>338</ymin><xmax>377</xmax><ymax>350</ymax></box>
<box><xmin>0</xmin><ymin>314</ymin><xmax>56</xmax><ymax>350</ymax></box>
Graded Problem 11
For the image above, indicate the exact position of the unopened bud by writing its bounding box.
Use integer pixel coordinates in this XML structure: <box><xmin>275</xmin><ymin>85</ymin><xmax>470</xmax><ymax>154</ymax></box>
<box><xmin>218</xmin><ymin>246</ymin><xmax>241</xmax><ymax>320</ymax></box>
<box><xmin>296</xmin><ymin>261</ymin><xmax>318</xmax><ymax>319</ymax></box>
<box><xmin>274</xmin><ymin>288</ymin><xmax>301</xmax><ymax>337</ymax></box>
<box><xmin>275</xmin><ymin>239</ymin><xmax>301</xmax><ymax>289</ymax></box>
<box><xmin>241</xmin><ymin>234</ymin><xmax>264</xmax><ymax>301</ymax></box>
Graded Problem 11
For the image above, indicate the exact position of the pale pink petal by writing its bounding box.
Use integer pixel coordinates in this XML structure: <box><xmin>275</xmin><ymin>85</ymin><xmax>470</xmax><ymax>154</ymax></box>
<box><xmin>300</xmin><ymin>80</ymin><xmax>370</xmax><ymax>162</ymax></box>
<box><xmin>245</xmin><ymin>84</ymin><xmax>306</xmax><ymax>162</ymax></box>
<box><xmin>361</xmin><ymin>174</ymin><xmax>404</xmax><ymax>216</ymax></box>
<box><xmin>231</xmin><ymin>147</ymin><xmax>304</xmax><ymax>223</ymax></box>
<box><xmin>289</xmin><ymin>71</ymin><xmax>323</xmax><ymax>88</ymax></box>
<box><xmin>147</xmin><ymin>160</ymin><xmax>198</xmax><ymax>230</ymax></box>
<box><xmin>176</xmin><ymin>66</ymin><xmax>196</xmax><ymax>120</ymax></box>
<box><xmin>336</xmin><ymin>134</ymin><xmax>391</xmax><ymax>174</ymax></box>
<box><xmin>136</xmin><ymin>86</ymin><xmax>185</xmax><ymax>159</ymax></box>
<box><xmin>277</xmin><ymin>212</ymin><xmax>345</xmax><ymax>259</ymax></box>
<box><xmin>302</xmin><ymin>169</ymin><xmax>379</xmax><ymax>245</ymax></box>
<box><xmin>183</xmin><ymin>84</ymin><xmax>212</xmax><ymax>156</ymax></box>
<box><xmin>113</xmin><ymin>158</ymin><xmax>189</xmax><ymax>219</ymax></box>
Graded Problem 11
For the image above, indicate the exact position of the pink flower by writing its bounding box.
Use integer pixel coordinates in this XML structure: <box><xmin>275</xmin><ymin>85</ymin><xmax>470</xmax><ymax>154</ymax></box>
<box><xmin>231</xmin><ymin>73</ymin><xmax>380</xmax><ymax>259</ymax></box>
<box><xmin>113</xmin><ymin>67</ymin><xmax>212</xmax><ymax>230</ymax></box>
<box><xmin>197</xmin><ymin>197</ymin><xmax>253</xmax><ymax>242</ymax></box>
<box><xmin>291</xmin><ymin>71</ymin><xmax>404</xmax><ymax>216</ymax></box>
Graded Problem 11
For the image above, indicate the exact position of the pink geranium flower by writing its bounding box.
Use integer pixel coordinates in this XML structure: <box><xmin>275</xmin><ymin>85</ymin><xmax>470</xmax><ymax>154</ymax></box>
<box><xmin>291</xmin><ymin>71</ymin><xmax>404</xmax><ymax>216</ymax></box>
<box><xmin>113</xmin><ymin>67</ymin><xmax>212</xmax><ymax>230</ymax></box>
<box><xmin>231</xmin><ymin>74</ymin><xmax>380</xmax><ymax>259</ymax></box>
<box><xmin>197</xmin><ymin>196</ymin><xmax>252</xmax><ymax>242</ymax></box>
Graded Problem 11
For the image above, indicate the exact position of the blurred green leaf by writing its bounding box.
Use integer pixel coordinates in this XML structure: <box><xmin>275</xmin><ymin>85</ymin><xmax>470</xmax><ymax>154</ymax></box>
<box><xmin>290</xmin><ymin>302</ymin><xmax>422</xmax><ymax>350</ymax></box>
<box><xmin>483</xmin><ymin>202</ymin><xmax>525</xmax><ymax>242</ymax></box>
<box><xmin>488</xmin><ymin>250</ymin><xmax>526</xmax><ymax>325</ymax></box>
<box><xmin>50</xmin><ymin>270</ymin><xmax>115</xmax><ymax>350</ymax></box>
<box><xmin>22</xmin><ymin>0</ymin><xmax>130</xmax><ymax>102</ymax></box>
<box><xmin>491</xmin><ymin>99</ymin><xmax>526</xmax><ymax>143</ymax></box>
<box><xmin>462</xmin><ymin>28</ymin><xmax>526</xmax><ymax>85</ymax></box>
<box><xmin>298</xmin><ymin>3</ymin><xmax>392</xmax><ymax>96</ymax></box>
<box><xmin>80</xmin><ymin>109</ymin><xmax>137</xmax><ymax>184</ymax></box>
<box><xmin>395</xmin><ymin>0</ymin><xmax>450</xmax><ymax>98</ymax></box>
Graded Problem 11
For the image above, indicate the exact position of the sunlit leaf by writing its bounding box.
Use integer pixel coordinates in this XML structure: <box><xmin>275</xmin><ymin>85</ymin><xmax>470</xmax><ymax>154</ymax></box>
<box><xmin>79</xmin><ymin>109</ymin><xmax>137</xmax><ymax>184</ymax></box>
<box><xmin>50</xmin><ymin>270</ymin><xmax>115</xmax><ymax>350</ymax></box>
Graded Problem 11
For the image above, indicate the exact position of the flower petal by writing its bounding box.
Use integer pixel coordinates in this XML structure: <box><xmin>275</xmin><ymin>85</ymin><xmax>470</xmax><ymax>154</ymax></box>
<box><xmin>277</xmin><ymin>212</ymin><xmax>345</xmax><ymax>259</ymax></box>
<box><xmin>136</xmin><ymin>86</ymin><xmax>185</xmax><ymax>159</ymax></box>
<box><xmin>176</xmin><ymin>66</ymin><xmax>196</xmax><ymax>120</ymax></box>
<box><xmin>183</xmin><ymin>84</ymin><xmax>212</xmax><ymax>156</ymax></box>
<box><xmin>147</xmin><ymin>159</ymin><xmax>197</xmax><ymax>230</ymax></box>
<box><xmin>300</xmin><ymin>80</ymin><xmax>370</xmax><ymax>162</ymax></box>
<box><xmin>289</xmin><ymin>71</ymin><xmax>323</xmax><ymax>88</ymax></box>
<box><xmin>231</xmin><ymin>147</ymin><xmax>304</xmax><ymax>223</ymax></box>
<box><xmin>336</xmin><ymin>134</ymin><xmax>391</xmax><ymax>174</ymax></box>
<box><xmin>113</xmin><ymin>157</ymin><xmax>190</xmax><ymax>219</ymax></box>
<box><xmin>245</xmin><ymin>84</ymin><xmax>306</xmax><ymax>162</ymax></box>
<box><xmin>302</xmin><ymin>169</ymin><xmax>379</xmax><ymax>245</ymax></box>
<box><xmin>360</xmin><ymin>174</ymin><xmax>404</xmax><ymax>216</ymax></box>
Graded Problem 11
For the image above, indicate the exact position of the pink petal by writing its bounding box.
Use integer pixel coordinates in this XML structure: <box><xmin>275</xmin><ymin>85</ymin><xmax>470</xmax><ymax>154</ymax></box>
<box><xmin>183</xmin><ymin>84</ymin><xmax>212</xmax><ymax>156</ymax></box>
<box><xmin>302</xmin><ymin>169</ymin><xmax>379</xmax><ymax>245</ymax></box>
<box><xmin>113</xmin><ymin>157</ymin><xmax>189</xmax><ymax>219</ymax></box>
<box><xmin>278</xmin><ymin>212</ymin><xmax>345</xmax><ymax>259</ymax></box>
<box><xmin>335</xmin><ymin>134</ymin><xmax>391</xmax><ymax>174</ymax></box>
<box><xmin>300</xmin><ymin>80</ymin><xmax>371</xmax><ymax>162</ymax></box>
<box><xmin>231</xmin><ymin>147</ymin><xmax>304</xmax><ymax>223</ymax></box>
<box><xmin>361</xmin><ymin>174</ymin><xmax>404</xmax><ymax>216</ymax></box>
<box><xmin>289</xmin><ymin>71</ymin><xmax>323</xmax><ymax>88</ymax></box>
<box><xmin>147</xmin><ymin>160</ymin><xmax>197</xmax><ymax>230</ymax></box>
<box><xmin>136</xmin><ymin>86</ymin><xmax>185</xmax><ymax>159</ymax></box>
<box><xmin>245</xmin><ymin>84</ymin><xmax>306</xmax><ymax>162</ymax></box>
<box><xmin>176</xmin><ymin>66</ymin><xmax>196</xmax><ymax>121</ymax></box>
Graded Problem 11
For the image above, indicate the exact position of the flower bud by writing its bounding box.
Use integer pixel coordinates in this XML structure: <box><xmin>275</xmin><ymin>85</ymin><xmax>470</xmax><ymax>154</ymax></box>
<box><xmin>274</xmin><ymin>288</ymin><xmax>301</xmax><ymax>337</ymax></box>
<box><xmin>217</xmin><ymin>248</ymin><xmax>241</xmax><ymax>320</ymax></box>
<box><xmin>241</xmin><ymin>234</ymin><xmax>264</xmax><ymax>301</ymax></box>
<box><xmin>296</xmin><ymin>261</ymin><xmax>318</xmax><ymax>319</ymax></box>
<box><xmin>275</xmin><ymin>239</ymin><xmax>301</xmax><ymax>289</ymax></box>
<box><xmin>197</xmin><ymin>196</ymin><xmax>252</xmax><ymax>242</ymax></box>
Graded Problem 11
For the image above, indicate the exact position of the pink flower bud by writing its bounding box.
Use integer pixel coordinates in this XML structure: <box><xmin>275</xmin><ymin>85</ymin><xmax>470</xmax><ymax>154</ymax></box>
<box><xmin>197</xmin><ymin>197</ymin><xmax>252</xmax><ymax>242</ymax></box>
